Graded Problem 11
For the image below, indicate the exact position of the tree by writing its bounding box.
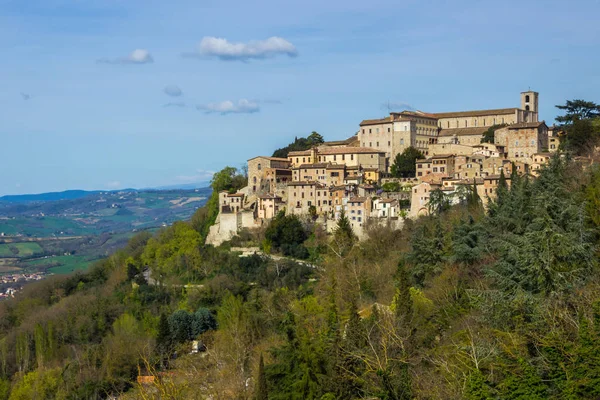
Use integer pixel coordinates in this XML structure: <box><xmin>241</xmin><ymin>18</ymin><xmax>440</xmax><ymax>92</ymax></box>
<box><xmin>390</xmin><ymin>147</ymin><xmax>424</xmax><ymax>178</ymax></box>
<box><xmin>561</xmin><ymin>118</ymin><xmax>599</xmax><ymax>155</ymax></box>
<box><xmin>480</xmin><ymin>124</ymin><xmax>506</xmax><ymax>144</ymax></box>
<box><xmin>255</xmin><ymin>354</ymin><xmax>268</xmax><ymax>400</ymax></box>
<box><xmin>556</xmin><ymin>99</ymin><xmax>600</xmax><ymax>125</ymax></box>
<box><xmin>427</xmin><ymin>188</ymin><xmax>450</xmax><ymax>215</ymax></box>
<box><xmin>156</xmin><ymin>313</ymin><xmax>173</xmax><ymax>359</ymax></box>
<box><xmin>332</xmin><ymin>210</ymin><xmax>355</xmax><ymax>257</ymax></box>
<box><xmin>392</xmin><ymin>260</ymin><xmax>413</xmax><ymax>326</ymax></box>
<box><xmin>307</xmin><ymin>131</ymin><xmax>324</xmax><ymax>145</ymax></box>
<box><xmin>264</xmin><ymin>211</ymin><xmax>309</xmax><ymax>258</ymax></box>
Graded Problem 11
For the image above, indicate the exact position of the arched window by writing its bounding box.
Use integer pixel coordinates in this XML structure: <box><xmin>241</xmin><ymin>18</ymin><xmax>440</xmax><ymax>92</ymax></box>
<box><xmin>525</xmin><ymin>95</ymin><xmax>530</xmax><ymax>102</ymax></box>
<box><xmin>253</xmin><ymin>177</ymin><xmax>257</xmax><ymax>183</ymax></box>
<box><xmin>257</xmin><ymin>163</ymin><xmax>262</xmax><ymax>170</ymax></box>
<box><xmin>525</xmin><ymin>105</ymin><xmax>530</xmax><ymax>111</ymax></box>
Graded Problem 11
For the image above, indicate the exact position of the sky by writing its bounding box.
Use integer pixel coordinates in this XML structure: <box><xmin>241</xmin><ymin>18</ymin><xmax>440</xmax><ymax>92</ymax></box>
<box><xmin>1</xmin><ymin>0</ymin><xmax>599</xmax><ymax>195</ymax></box>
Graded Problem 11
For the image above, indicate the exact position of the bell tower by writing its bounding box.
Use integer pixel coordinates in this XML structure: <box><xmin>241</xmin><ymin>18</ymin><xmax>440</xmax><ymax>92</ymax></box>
<box><xmin>521</xmin><ymin>90</ymin><xmax>539</xmax><ymax>113</ymax></box>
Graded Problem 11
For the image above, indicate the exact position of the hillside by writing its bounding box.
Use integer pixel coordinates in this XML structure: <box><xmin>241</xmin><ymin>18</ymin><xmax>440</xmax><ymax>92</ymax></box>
<box><xmin>0</xmin><ymin>155</ymin><xmax>599</xmax><ymax>399</ymax></box>
<box><xmin>0</xmin><ymin>188</ymin><xmax>210</xmax><ymax>281</ymax></box>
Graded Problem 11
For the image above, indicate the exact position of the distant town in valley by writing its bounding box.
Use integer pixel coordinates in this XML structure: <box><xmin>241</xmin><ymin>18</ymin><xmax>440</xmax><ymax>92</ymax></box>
<box><xmin>208</xmin><ymin>90</ymin><xmax>564</xmax><ymax>244</ymax></box>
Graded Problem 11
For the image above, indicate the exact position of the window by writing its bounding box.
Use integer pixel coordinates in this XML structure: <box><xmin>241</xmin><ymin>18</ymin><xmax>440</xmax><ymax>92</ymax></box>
<box><xmin>400</xmin><ymin>138</ymin><xmax>404</xmax><ymax>145</ymax></box>
<box><xmin>376</xmin><ymin>128</ymin><xmax>380</xmax><ymax>133</ymax></box>
<box><xmin>387</xmin><ymin>127</ymin><xmax>390</xmax><ymax>132</ymax></box>
<box><xmin>303</xmin><ymin>157</ymin><xmax>305</xmax><ymax>162</ymax></box>
<box><xmin>257</xmin><ymin>163</ymin><xmax>262</xmax><ymax>170</ymax></box>
<box><xmin>376</xmin><ymin>142</ymin><xmax>379</xmax><ymax>146</ymax></box>
<box><xmin>526</xmin><ymin>105</ymin><xmax>530</xmax><ymax>111</ymax></box>
<box><xmin>369</xmin><ymin>129</ymin><xmax>372</xmax><ymax>133</ymax></box>
<box><xmin>465</xmin><ymin>120</ymin><xmax>468</xmax><ymax>127</ymax></box>
<box><xmin>525</xmin><ymin>94</ymin><xmax>530</xmax><ymax>102</ymax></box>
<box><xmin>253</xmin><ymin>177</ymin><xmax>257</xmax><ymax>183</ymax></box>
<box><xmin>447</xmin><ymin>121</ymin><xmax>450</xmax><ymax>128</ymax></box>
<box><xmin>515</xmin><ymin>141</ymin><xmax>519</xmax><ymax>146</ymax></box>
<box><xmin>531</xmin><ymin>140</ymin><xmax>535</xmax><ymax>146</ymax></box>
<box><xmin>388</xmin><ymin>141</ymin><xmax>391</xmax><ymax>146</ymax></box>
<box><xmin>351</xmin><ymin>154</ymin><xmax>354</xmax><ymax>160</ymax></box>
<box><xmin>362</xmin><ymin>129</ymin><xmax>365</xmax><ymax>133</ymax></box>
<box><xmin>369</xmin><ymin>142</ymin><xmax>372</xmax><ymax>147</ymax></box>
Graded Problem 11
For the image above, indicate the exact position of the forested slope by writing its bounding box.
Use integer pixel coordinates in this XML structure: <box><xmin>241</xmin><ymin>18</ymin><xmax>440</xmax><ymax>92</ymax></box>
<box><xmin>1</xmin><ymin>152</ymin><xmax>600</xmax><ymax>398</ymax></box>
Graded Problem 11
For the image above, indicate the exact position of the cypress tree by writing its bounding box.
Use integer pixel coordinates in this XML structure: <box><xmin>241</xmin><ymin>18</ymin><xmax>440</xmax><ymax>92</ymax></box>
<box><xmin>255</xmin><ymin>353</ymin><xmax>268</xmax><ymax>400</ymax></box>
<box><xmin>156</xmin><ymin>313</ymin><xmax>173</xmax><ymax>363</ymax></box>
<box><xmin>393</xmin><ymin>260</ymin><xmax>413</xmax><ymax>326</ymax></box>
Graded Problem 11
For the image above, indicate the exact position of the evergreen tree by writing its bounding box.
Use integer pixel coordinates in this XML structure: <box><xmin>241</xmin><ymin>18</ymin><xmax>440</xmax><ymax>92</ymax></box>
<box><xmin>156</xmin><ymin>313</ymin><xmax>173</xmax><ymax>361</ymax></box>
<box><xmin>255</xmin><ymin>354</ymin><xmax>268</xmax><ymax>400</ymax></box>
<box><xmin>392</xmin><ymin>260</ymin><xmax>413</xmax><ymax>326</ymax></box>
<box><xmin>498</xmin><ymin>359</ymin><xmax>548</xmax><ymax>400</ymax></box>
<box><xmin>333</xmin><ymin>210</ymin><xmax>355</xmax><ymax>256</ymax></box>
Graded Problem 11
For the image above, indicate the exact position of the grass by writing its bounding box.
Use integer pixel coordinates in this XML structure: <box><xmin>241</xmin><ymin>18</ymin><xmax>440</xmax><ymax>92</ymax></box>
<box><xmin>0</xmin><ymin>242</ymin><xmax>43</xmax><ymax>257</ymax></box>
<box><xmin>23</xmin><ymin>255</ymin><xmax>99</xmax><ymax>274</ymax></box>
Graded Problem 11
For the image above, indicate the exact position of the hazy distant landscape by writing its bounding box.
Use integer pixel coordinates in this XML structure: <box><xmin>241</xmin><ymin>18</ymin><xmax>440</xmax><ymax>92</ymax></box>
<box><xmin>0</xmin><ymin>188</ymin><xmax>210</xmax><ymax>275</ymax></box>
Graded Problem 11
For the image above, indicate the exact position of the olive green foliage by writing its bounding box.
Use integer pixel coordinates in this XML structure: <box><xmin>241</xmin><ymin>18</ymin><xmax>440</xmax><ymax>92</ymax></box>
<box><xmin>480</xmin><ymin>124</ymin><xmax>507</xmax><ymax>144</ymax></box>
<box><xmin>191</xmin><ymin>166</ymin><xmax>247</xmax><ymax>240</ymax></box>
<box><xmin>555</xmin><ymin>99</ymin><xmax>600</xmax><ymax>155</ymax></box>
<box><xmin>264</xmin><ymin>211</ymin><xmax>309</xmax><ymax>259</ymax></box>
<box><xmin>272</xmin><ymin>132</ymin><xmax>325</xmax><ymax>158</ymax></box>
<box><xmin>390</xmin><ymin>147</ymin><xmax>424</xmax><ymax>178</ymax></box>
<box><xmin>3</xmin><ymin>145</ymin><xmax>600</xmax><ymax>399</ymax></box>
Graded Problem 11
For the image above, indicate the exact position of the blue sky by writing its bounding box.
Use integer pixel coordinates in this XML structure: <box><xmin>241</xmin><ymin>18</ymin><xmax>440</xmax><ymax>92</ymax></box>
<box><xmin>1</xmin><ymin>0</ymin><xmax>599</xmax><ymax>195</ymax></box>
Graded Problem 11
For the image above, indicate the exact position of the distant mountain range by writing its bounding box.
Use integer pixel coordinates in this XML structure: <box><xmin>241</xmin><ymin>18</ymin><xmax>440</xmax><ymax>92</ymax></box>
<box><xmin>0</xmin><ymin>182</ymin><xmax>210</xmax><ymax>203</ymax></box>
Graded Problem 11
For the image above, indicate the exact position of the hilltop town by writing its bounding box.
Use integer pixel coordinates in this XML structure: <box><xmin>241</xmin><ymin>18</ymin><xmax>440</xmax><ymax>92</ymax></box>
<box><xmin>207</xmin><ymin>90</ymin><xmax>560</xmax><ymax>244</ymax></box>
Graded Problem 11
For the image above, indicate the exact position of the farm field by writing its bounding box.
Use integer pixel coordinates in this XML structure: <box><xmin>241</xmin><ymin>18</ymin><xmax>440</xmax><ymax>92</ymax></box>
<box><xmin>0</xmin><ymin>188</ymin><xmax>209</xmax><ymax>275</ymax></box>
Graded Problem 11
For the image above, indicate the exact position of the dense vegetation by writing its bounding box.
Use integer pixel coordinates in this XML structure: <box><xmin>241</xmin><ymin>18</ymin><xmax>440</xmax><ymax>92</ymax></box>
<box><xmin>272</xmin><ymin>132</ymin><xmax>324</xmax><ymax>158</ymax></box>
<box><xmin>1</xmin><ymin>101</ymin><xmax>600</xmax><ymax>399</ymax></box>
<box><xmin>390</xmin><ymin>147</ymin><xmax>424</xmax><ymax>178</ymax></box>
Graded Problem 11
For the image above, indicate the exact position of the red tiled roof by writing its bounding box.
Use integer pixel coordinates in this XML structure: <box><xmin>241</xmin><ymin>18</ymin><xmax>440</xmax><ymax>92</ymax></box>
<box><xmin>432</xmin><ymin>108</ymin><xmax>518</xmax><ymax>119</ymax></box>
<box><xmin>438</xmin><ymin>127</ymin><xmax>489</xmax><ymax>137</ymax></box>
<box><xmin>319</xmin><ymin>147</ymin><xmax>385</xmax><ymax>155</ymax></box>
<box><xmin>508</xmin><ymin>121</ymin><xmax>547</xmax><ymax>129</ymax></box>
<box><xmin>359</xmin><ymin>117</ymin><xmax>391</xmax><ymax>126</ymax></box>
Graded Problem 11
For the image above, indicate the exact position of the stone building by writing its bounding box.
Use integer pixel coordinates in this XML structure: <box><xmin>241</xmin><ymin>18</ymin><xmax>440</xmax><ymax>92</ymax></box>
<box><xmin>247</xmin><ymin>156</ymin><xmax>291</xmax><ymax>195</ymax></box>
<box><xmin>286</xmin><ymin>181</ymin><xmax>332</xmax><ymax>216</ymax></box>
<box><xmin>358</xmin><ymin>111</ymin><xmax>438</xmax><ymax>166</ymax></box>
<box><xmin>495</xmin><ymin>121</ymin><xmax>549</xmax><ymax>162</ymax></box>
<box><xmin>372</xmin><ymin>198</ymin><xmax>399</xmax><ymax>218</ymax></box>
<box><xmin>409</xmin><ymin>182</ymin><xmax>440</xmax><ymax>217</ymax></box>
<box><xmin>530</xmin><ymin>153</ymin><xmax>552</xmax><ymax>176</ymax></box>
<box><xmin>291</xmin><ymin>163</ymin><xmax>345</xmax><ymax>186</ymax></box>
<box><xmin>257</xmin><ymin>194</ymin><xmax>284</xmax><ymax>220</ymax></box>
<box><xmin>345</xmin><ymin>197</ymin><xmax>372</xmax><ymax>230</ymax></box>
<box><xmin>219</xmin><ymin>191</ymin><xmax>245</xmax><ymax>213</ymax></box>
<box><xmin>436</xmin><ymin>127</ymin><xmax>489</xmax><ymax>146</ymax></box>
<box><xmin>288</xmin><ymin>147</ymin><xmax>386</xmax><ymax>172</ymax></box>
<box><xmin>358</xmin><ymin>91</ymin><xmax>539</xmax><ymax>171</ymax></box>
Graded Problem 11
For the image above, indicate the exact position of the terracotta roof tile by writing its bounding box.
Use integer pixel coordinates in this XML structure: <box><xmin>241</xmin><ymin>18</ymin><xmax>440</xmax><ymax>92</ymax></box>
<box><xmin>438</xmin><ymin>127</ymin><xmax>488</xmax><ymax>137</ymax></box>
<box><xmin>432</xmin><ymin>108</ymin><xmax>518</xmax><ymax>119</ymax></box>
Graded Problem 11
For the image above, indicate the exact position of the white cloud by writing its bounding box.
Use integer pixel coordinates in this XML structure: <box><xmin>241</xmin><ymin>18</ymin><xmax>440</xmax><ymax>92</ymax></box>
<box><xmin>106</xmin><ymin>181</ymin><xmax>121</xmax><ymax>189</ymax></box>
<box><xmin>97</xmin><ymin>49</ymin><xmax>154</xmax><ymax>64</ymax></box>
<box><xmin>163</xmin><ymin>85</ymin><xmax>182</xmax><ymax>97</ymax></box>
<box><xmin>184</xmin><ymin>36</ymin><xmax>298</xmax><ymax>61</ymax></box>
<box><xmin>176</xmin><ymin>169</ymin><xmax>216</xmax><ymax>183</ymax></box>
<box><xmin>197</xmin><ymin>99</ymin><xmax>260</xmax><ymax>115</ymax></box>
